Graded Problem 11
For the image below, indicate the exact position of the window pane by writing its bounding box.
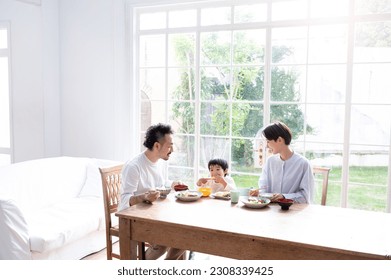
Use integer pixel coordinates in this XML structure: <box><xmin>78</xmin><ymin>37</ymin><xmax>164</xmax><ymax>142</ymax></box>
<box><xmin>231</xmin><ymin>103</ymin><xmax>262</xmax><ymax>137</ymax></box>
<box><xmin>168</xmin><ymin>166</ymin><xmax>194</xmax><ymax>187</ymax></box>
<box><xmin>231</xmin><ymin>174</ymin><xmax>259</xmax><ymax>189</ymax></box>
<box><xmin>0</xmin><ymin>28</ymin><xmax>7</xmax><ymax>49</ymax></box>
<box><xmin>233</xmin><ymin>29</ymin><xmax>265</xmax><ymax>65</ymax></box>
<box><xmin>168</xmin><ymin>68</ymin><xmax>195</xmax><ymax>101</ymax></box>
<box><xmin>140</xmin><ymin>12</ymin><xmax>166</xmax><ymax>30</ymax></box>
<box><xmin>270</xmin><ymin>104</ymin><xmax>309</xmax><ymax>141</ymax></box>
<box><xmin>139</xmin><ymin>68</ymin><xmax>165</xmax><ymax>100</ymax></box>
<box><xmin>201</xmin><ymin>31</ymin><xmax>231</xmax><ymax>65</ymax></box>
<box><xmin>354</xmin><ymin>22</ymin><xmax>391</xmax><ymax>63</ymax></box>
<box><xmin>350</xmin><ymin>105</ymin><xmax>391</xmax><ymax>146</ymax></box>
<box><xmin>233</xmin><ymin>67</ymin><xmax>264</xmax><ymax>101</ymax></box>
<box><xmin>145</xmin><ymin>100</ymin><xmax>167</xmax><ymax>125</ymax></box>
<box><xmin>168</xmin><ymin>33</ymin><xmax>195</xmax><ymax>67</ymax></box>
<box><xmin>169</xmin><ymin>101</ymin><xmax>195</xmax><ymax>134</ymax></box>
<box><xmin>271</xmin><ymin>66</ymin><xmax>305</xmax><ymax>102</ymax></box>
<box><xmin>231</xmin><ymin>138</ymin><xmax>259</xmax><ymax>174</ymax></box>
<box><xmin>200</xmin><ymin>66</ymin><xmax>230</xmax><ymax>100</ymax></box>
<box><xmin>0</xmin><ymin>57</ymin><xmax>10</xmax><ymax>148</ymax></box>
<box><xmin>307</xmin><ymin>65</ymin><xmax>346</xmax><ymax>103</ymax></box>
<box><xmin>201</xmin><ymin>7</ymin><xmax>231</xmax><ymax>26</ymax></box>
<box><xmin>272</xmin><ymin>27</ymin><xmax>308</xmax><ymax>64</ymax></box>
<box><xmin>348</xmin><ymin>144</ymin><xmax>389</xmax><ymax>212</ymax></box>
<box><xmin>200</xmin><ymin>102</ymin><xmax>230</xmax><ymax>136</ymax></box>
<box><xmin>234</xmin><ymin>3</ymin><xmax>267</xmax><ymax>23</ymax></box>
<box><xmin>168</xmin><ymin>10</ymin><xmax>196</xmax><ymax>28</ymax></box>
<box><xmin>272</xmin><ymin>0</ymin><xmax>308</xmax><ymax>21</ymax></box>
<box><xmin>355</xmin><ymin>0</ymin><xmax>391</xmax><ymax>15</ymax></box>
<box><xmin>308</xmin><ymin>24</ymin><xmax>348</xmax><ymax>63</ymax></box>
<box><xmin>139</xmin><ymin>35</ymin><xmax>166</xmax><ymax>67</ymax></box>
<box><xmin>199</xmin><ymin>136</ymin><xmax>230</xmax><ymax>168</ymax></box>
<box><xmin>352</xmin><ymin>64</ymin><xmax>391</xmax><ymax>104</ymax></box>
<box><xmin>169</xmin><ymin>134</ymin><xmax>195</xmax><ymax>168</ymax></box>
<box><xmin>305</xmin><ymin>104</ymin><xmax>345</xmax><ymax>143</ymax></box>
<box><xmin>310</xmin><ymin>0</ymin><xmax>349</xmax><ymax>18</ymax></box>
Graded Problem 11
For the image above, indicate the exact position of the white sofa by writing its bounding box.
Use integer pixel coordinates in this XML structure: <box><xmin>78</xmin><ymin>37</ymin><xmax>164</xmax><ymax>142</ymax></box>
<box><xmin>0</xmin><ymin>156</ymin><xmax>117</xmax><ymax>260</ymax></box>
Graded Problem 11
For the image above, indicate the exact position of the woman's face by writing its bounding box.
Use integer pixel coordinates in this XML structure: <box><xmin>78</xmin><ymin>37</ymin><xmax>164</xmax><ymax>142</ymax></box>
<box><xmin>209</xmin><ymin>164</ymin><xmax>226</xmax><ymax>178</ymax></box>
<box><xmin>266</xmin><ymin>138</ymin><xmax>281</xmax><ymax>155</ymax></box>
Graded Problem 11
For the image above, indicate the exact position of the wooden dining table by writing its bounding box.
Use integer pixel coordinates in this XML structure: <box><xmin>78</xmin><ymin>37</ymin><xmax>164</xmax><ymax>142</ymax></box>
<box><xmin>115</xmin><ymin>193</ymin><xmax>391</xmax><ymax>260</ymax></box>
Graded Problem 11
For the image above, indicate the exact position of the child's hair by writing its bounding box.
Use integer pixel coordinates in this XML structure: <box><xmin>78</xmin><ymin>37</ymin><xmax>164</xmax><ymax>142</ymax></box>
<box><xmin>208</xmin><ymin>158</ymin><xmax>229</xmax><ymax>176</ymax></box>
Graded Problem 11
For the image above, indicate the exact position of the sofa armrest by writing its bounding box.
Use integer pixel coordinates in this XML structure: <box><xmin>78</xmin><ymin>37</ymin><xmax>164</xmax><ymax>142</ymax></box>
<box><xmin>0</xmin><ymin>198</ymin><xmax>31</xmax><ymax>259</ymax></box>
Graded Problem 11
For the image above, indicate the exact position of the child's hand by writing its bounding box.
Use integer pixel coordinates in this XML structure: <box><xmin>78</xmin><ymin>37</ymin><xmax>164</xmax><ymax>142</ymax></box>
<box><xmin>197</xmin><ymin>177</ymin><xmax>215</xmax><ymax>186</ymax></box>
<box><xmin>213</xmin><ymin>176</ymin><xmax>227</xmax><ymax>187</ymax></box>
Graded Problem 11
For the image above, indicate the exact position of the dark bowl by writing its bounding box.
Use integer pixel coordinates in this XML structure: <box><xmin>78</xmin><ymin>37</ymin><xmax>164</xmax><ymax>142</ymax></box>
<box><xmin>277</xmin><ymin>198</ymin><xmax>294</xmax><ymax>210</ymax></box>
<box><xmin>174</xmin><ymin>184</ymin><xmax>189</xmax><ymax>192</ymax></box>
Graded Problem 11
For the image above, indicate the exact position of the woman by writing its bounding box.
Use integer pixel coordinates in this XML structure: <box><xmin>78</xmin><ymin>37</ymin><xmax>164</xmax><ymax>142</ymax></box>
<box><xmin>250</xmin><ymin>121</ymin><xmax>314</xmax><ymax>203</ymax></box>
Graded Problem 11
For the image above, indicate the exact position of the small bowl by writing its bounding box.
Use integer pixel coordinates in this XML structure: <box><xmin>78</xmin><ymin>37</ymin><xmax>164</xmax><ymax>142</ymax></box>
<box><xmin>277</xmin><ymin>198</ymin><xmax>294</xmax><ymax>210</ymax></box>
<box><xmin>174</xmin><ymin>184</ymin><xmax>189</xmax><ymax>192</ymax></box>
<box><xmin>156</xmin><ymin>187</ymin><xmax>171</xmax><ymax>198</ymax></box>
<box><xmin>198</xmin><ymin>187</ymin><xmax>212</xmax><ymax>197</ymax></box>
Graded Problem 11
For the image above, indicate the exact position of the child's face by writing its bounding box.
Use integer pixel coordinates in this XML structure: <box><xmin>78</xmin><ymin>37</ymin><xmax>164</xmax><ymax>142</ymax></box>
<box><xmin>209</xmin><ymin>164</ymin><xmax>226</xmax><ymax>178</ymax></box>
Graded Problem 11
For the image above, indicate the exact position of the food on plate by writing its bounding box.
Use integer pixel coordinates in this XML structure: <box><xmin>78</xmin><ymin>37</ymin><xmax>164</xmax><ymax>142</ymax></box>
<box><xmin>247</xmin><ymin>197</ymin><xmax>269</xmax><ymax>204</ymax></box>
<box><xmin>174</xmin><ymin>184</ymin><xmax>189</xmax><ymax>192</ymax></box>
<box><xmin>214</xmin><ymin>191</ymin><xmax>230</xmax><ymax>198</ymax></box>
<box><xmin>176</xmin><ymin>190</ymin><xmax>199</xmax><ymax>197</ymax></box>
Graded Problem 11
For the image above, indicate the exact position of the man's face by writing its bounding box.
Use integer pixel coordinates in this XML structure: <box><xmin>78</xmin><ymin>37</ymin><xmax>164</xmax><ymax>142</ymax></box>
<box><xmin>157</xmin><ymin>134</ymin><xmax>174</xmax><ymax>161</ymax></box>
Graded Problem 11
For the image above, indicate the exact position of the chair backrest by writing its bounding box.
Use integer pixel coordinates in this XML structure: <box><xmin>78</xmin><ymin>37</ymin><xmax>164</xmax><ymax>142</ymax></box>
<box><xmin>312</xmin><ymin>166</ymin><xmax>331</xmax><ymax>206</ymax></box>
<box><xmin>99</xmin><ymin>164</ymin><xmax>124</xmax><ymax>229</ymax></box>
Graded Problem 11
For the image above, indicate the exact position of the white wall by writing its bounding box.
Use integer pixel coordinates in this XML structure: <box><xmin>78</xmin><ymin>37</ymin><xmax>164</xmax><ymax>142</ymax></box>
<box><xmin>0</xmin><ymin>0</ymin><xmax>134</xmax><ymax>163</ymax></box>
<box><xmin>0</xmin><ymin>0</ymin><xmax>61</xmax><ymax>162</ymax></box>
<box><xmin>59</xmin><ymin>0</ymin><xmax>131</xmax><ymax>161</ymax></box>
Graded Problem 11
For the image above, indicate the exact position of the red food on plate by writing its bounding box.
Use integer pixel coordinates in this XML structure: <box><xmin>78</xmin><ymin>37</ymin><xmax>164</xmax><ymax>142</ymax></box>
<box><xmin>174</xmin><ymin>184</ymin><xmax>189</xmax><ymax>191</ymax></box>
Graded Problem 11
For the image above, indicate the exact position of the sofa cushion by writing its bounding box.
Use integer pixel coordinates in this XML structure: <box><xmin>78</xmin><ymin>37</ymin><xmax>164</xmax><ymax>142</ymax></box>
<box><xmin>27</xmin><ymin>197</ymin><xmax>104</xmax><ymax>253</ymax></box>
<box><xmin>0</xmin><ymin>157</ymin><xmax>93</xmax><ymax>212</ymax></box>
<box><xmin>0</xmin><ymin>198</ymin><xmax>31</xmax><ymax>259</ymax></box>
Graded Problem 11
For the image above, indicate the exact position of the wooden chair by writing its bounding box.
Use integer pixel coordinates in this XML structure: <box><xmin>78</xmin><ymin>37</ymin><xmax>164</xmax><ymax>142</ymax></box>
<box><xmin>99</xmin><ymin>164</ymin><xmax>145</xmax><ymax>260</ymax></box>
<box><xmin>312</xmin><ymin>166</ymin><xmax>331</xmax><ymax>206</ymax></box>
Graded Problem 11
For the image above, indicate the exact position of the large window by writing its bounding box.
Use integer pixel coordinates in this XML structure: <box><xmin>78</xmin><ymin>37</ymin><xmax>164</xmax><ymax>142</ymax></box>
<box><xmin>133</xmin><ymin>0</ymin><xmax>391</xmax><ymax>212</ymax></box>
<box><xmin>0</xmin><ymin>22</ymin><xmax>11</xmax><ymax>167</ymax></box>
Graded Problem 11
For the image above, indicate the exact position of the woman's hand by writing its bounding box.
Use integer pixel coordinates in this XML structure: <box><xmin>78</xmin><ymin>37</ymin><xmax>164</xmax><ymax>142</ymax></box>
<box><xmin>270</xmin><ymin>193</ymin><xmax>284</xmax><ymax>202</ymax></box>
<box><xmin>249</xmin><ymin>189</ymin><xmax>259</xmax><ymax>196</ymax></box>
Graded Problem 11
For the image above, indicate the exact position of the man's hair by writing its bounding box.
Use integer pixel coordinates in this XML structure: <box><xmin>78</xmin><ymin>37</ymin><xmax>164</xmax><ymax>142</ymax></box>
<box><xmin>208</xmin><ymin>158</ymin><xmax>229</xmax><ymax>176</ymax></box>
<box><xmin>262</xmin><ymin>121</ymin><xmax>292</xmax><ymax>145</ymax></box>
<box><xmin>143</xmin><ymin>123</ymin><xmax>174</xmax><ymax>150</ymax></box>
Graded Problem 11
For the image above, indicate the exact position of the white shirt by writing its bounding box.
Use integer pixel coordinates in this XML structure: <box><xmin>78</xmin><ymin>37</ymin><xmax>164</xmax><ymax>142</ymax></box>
<box><xmin>119</xmin><ymin>152</ymin><xmax>166</xmax><ymax>211</ymax></box>
<box><xmin>205</xmin><ymin>176</ymin><xmax>237</xmax><ymax>193</ymax></box>
<box><xmin>258</xmin><ymin>152</ymin><xmax>314</xmax><ymax>203</ymax></box>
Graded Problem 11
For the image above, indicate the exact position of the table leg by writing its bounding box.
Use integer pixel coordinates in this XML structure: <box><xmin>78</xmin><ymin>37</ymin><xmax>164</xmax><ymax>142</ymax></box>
<box><xmin>119</xmin><ymin>218</ymin><xmax>137</xmax><ymax>260</ymax></box>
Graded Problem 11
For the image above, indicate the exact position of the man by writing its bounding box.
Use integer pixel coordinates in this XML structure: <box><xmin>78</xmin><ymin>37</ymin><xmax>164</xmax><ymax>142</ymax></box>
<box><xmin>119</xmin><ymin>123</ymin><xmax>185</xmax><ymax>260</ymax></box>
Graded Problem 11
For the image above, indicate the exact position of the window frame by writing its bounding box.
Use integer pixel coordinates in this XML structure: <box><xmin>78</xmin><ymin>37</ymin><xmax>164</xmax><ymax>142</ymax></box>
<box><xmin>129</xmin><ymin>0</ymin><xmax>391</xmax><ymax>212</ymax></box>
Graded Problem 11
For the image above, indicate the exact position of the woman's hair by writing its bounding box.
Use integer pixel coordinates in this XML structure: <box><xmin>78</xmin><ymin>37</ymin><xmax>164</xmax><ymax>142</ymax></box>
<box><xmin>208</xmin><ymin>158</ymin><xmax>229</xmax><ymax>176</ymax></box>
<box><xmin>143</xmin><ymin>123</ymin><xmax>174</xmax><ymax>150</ymax></box>
<box><xmin>262</xmin><ymin>121</ymin><xmax>292</xmax><ymax>145</ymax></box>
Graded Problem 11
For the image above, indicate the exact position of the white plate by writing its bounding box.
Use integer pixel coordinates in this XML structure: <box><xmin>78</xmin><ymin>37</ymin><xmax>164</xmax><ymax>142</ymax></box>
<box><xmin>175</xmin><ymin>191</ymin><xmax>202</xmax><ymax>202</ymax></box>
<box><xmin>241</xmin><ymin>196</ymin><xmax>271</xmax><ymax>209</ymax></box>
<box><xmin>210</xmin><ymin>193</ymin><xmax>231</xmax><ymax>200</ymax></box>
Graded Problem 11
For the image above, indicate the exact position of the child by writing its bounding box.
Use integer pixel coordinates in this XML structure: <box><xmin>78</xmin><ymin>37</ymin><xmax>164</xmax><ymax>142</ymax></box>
<box><xmin>196</xmin><ymin>158</ymin><xmax>236</xmax><ymax>193</ymax></box>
